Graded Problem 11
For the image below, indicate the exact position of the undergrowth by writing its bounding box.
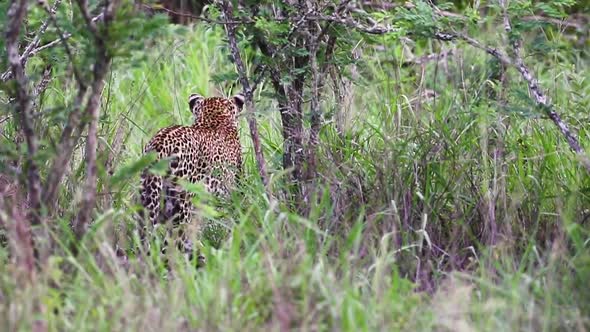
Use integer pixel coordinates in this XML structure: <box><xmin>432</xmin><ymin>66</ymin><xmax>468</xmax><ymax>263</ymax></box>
<box><xmin>1</xmin><ymin>21</ymin><xmax>589</xmax><ymax>331</ymax></box>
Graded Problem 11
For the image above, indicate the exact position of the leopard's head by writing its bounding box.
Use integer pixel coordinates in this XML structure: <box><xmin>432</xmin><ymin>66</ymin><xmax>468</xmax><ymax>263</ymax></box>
<box><xmin>188</xmin><ymin>93</ymin><xmax>244</xmax><ymax>129</ymax></box>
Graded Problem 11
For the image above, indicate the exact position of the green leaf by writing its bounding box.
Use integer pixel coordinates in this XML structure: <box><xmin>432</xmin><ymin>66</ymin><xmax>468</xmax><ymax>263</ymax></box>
<box><xmin>149</xmin><ymin>157</ymin><xmax>172</xmax><ymax>176</ymax></box>
<box><xmin>109</xmin><ymin>152</ymin><xmax>158</xmax><ymax>186</ymax></box>
<box><xmin>178</xmin><ymin>180</ymin><xmax>209</xmax><ymax>196</ymax></box>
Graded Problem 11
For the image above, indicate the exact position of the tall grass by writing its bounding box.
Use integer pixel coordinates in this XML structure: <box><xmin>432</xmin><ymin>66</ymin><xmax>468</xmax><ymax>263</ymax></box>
<box><xmin>1</xmin><ymin>22</ymin><xmax>589</xmax><ymax>331</ymax></box>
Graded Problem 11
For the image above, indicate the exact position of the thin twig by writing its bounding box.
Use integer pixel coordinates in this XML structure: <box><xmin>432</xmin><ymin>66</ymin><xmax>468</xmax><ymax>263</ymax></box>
<box><xmin>0</xmin><ymin>0</ymin><xmax>61</xmax><ymax>82</ymax></box>
<box><xmin>521</xmin><ymin>15</ymin><xmax>587</xmax><ymax>32</ymax></box>
<box><xmin>41</xmin><ymin>1</ymin><xmax>87</xmax><ymax>89</ymax></box>
<box><xmin>6</xmin><ymin>13</ymin><xmax>105</xmax><ymax>69</ymax></box>
<box><xmin>142</xmin><ymin>3</ymin><xmax>246</xmax><ymax>24</ymax></box>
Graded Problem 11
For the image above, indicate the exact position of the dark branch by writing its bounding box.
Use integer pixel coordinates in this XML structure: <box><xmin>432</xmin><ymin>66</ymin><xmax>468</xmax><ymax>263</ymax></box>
<box><xmin>219</xmin><ymin>0</ymin><xmax>269</xmax><ymax>188</ymax></box>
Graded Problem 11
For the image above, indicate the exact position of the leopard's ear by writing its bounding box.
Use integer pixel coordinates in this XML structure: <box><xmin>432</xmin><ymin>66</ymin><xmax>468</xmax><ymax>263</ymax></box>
<box><xmin>188</xmin><ymin>93</ymin><xmax>204</xmax><ymax>112</ymax></box>
<box><xmin>232</xmin><ymin>93</ymin><xmax>245</xmax><ymax>111</ymax></box>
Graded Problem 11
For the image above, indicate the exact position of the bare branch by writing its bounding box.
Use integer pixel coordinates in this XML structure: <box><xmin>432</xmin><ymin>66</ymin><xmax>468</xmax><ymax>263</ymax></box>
<box><xmin>5</xmin><ymin>0</ymin><xmax>43</xmax><ymax>227</ymax></box>
<box><xmin>25</xmin><ymin>38</ymin><xmax>62</xmax><ymax>56</ymax></box>
<box><xmin>219</xmin><ymin>0</ymin><xmax>269</xmax><ymax>188</ymax></box>
<box><xmin>434</xmin><ymin>32</ymin><xmax>513</xmax><ymax>65</ymax></box>
<box><xmin>72</xmin><ymin>0</ymin><xmax>118</xmax><ymax>238</ymax></box>
<box><xmin>431</xmin><ymin>3</ymin><xmax>590</xmax><ymax>173</ymax></box>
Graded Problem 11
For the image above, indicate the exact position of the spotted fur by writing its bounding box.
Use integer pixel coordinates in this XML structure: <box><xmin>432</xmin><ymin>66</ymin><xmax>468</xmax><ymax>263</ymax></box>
<box><xmin>139</xmin><ymin>93</ymin><xmax>244</xmax><ymax>258</ymax></box>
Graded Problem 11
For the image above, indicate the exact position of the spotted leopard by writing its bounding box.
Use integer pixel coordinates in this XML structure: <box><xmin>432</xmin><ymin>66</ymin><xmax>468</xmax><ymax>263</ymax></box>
<box><xmin>139</xmin><ymin>93</ymin><xmax>244</xmax><ymax>260</ymax></box>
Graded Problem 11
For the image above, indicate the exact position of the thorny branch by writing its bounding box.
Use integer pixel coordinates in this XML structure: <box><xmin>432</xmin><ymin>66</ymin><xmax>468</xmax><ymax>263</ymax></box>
<box><xmin>219</xmin><ymin>0</ymin><xmax>269</xmax><ymax>188</ymax></box>
<box><xmin>499</xmin><ymin>0</ymin><xmax>522</xmax><ymax>57</ymax></box>
<box><xmin>432</xmin><ymin>3</ymin><xmax>590</xmax><ymax>172</ymax></box>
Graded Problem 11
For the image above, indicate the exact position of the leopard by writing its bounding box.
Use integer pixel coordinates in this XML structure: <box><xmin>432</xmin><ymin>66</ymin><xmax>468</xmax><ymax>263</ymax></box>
<box><xmin>138</xmin><ymin>92</ymin><xmax>244</xmax><ymax>264</ymax></box>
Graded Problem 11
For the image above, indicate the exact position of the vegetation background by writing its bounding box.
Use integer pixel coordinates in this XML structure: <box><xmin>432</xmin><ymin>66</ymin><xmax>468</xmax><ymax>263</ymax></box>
<box><xmin>0</xmin><ymin>0</ymin><xmax>589</xmax><ymax>331</ymax></box>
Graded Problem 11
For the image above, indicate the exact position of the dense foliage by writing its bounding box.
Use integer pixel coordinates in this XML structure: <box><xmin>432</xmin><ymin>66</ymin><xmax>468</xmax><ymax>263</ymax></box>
<box><xmin>0</xmin><ymin>0</ymin><xmax>589</xmax><ymax>330</ymax></box>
